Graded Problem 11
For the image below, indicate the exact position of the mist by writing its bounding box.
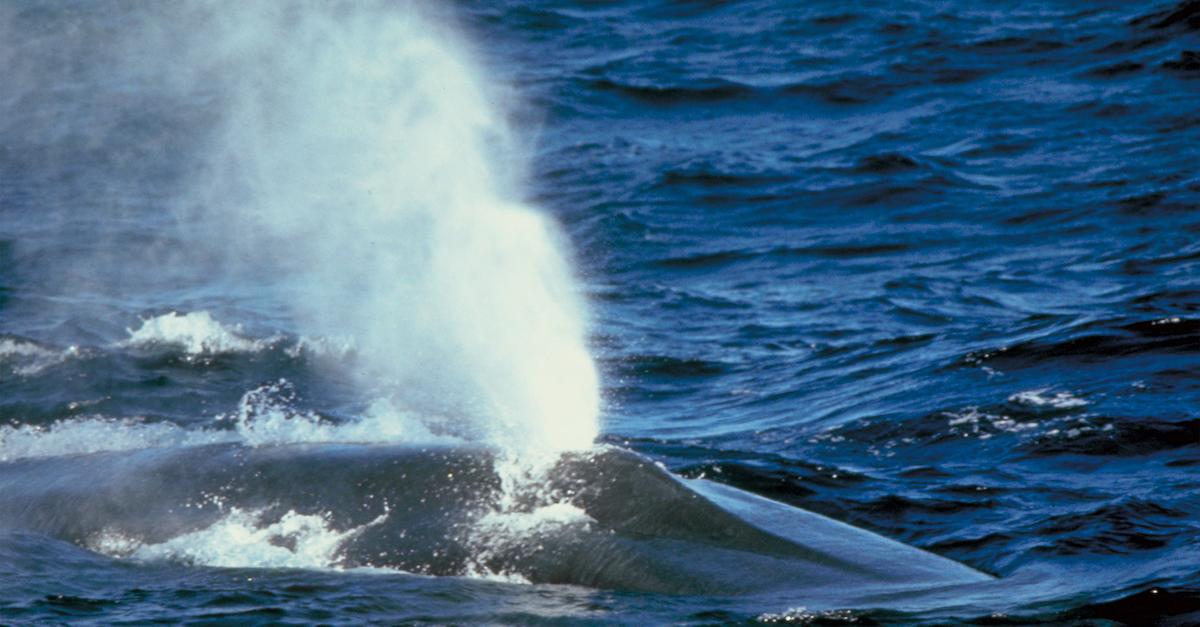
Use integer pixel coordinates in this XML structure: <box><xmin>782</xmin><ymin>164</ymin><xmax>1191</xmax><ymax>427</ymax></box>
<box><xmin>1</xmin><ymin>1</ymin><xmax>600</xmax><ymax>455</ymax></box>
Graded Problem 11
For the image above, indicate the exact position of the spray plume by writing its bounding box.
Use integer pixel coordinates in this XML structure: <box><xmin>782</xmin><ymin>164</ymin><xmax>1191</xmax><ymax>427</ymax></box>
<box><xmin>192</xmin><ymin>2</ymin><xmax>600</xmax><ymax>454</ymax></box>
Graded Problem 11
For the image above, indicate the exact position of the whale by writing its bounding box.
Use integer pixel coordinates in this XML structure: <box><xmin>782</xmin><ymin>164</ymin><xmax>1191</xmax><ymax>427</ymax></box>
<box><xmin>0</xmin><ymin>442</ymin><xmax>992</xmax><ymax>600</ymax></box>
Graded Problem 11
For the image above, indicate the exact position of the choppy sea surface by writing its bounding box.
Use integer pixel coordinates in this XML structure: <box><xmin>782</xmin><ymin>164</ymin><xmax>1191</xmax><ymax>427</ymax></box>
<box><xmin>2</xmin><ymin>1</ymin><xmax>1199</xmax><ymax>624</ymax></box>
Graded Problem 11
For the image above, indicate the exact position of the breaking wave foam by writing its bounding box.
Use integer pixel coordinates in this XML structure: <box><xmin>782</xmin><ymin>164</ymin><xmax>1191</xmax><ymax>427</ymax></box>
<box><xmin>93</xmin><ymin>507</ymin><xmax>390</xmax><ymax>571</ymax></box>
<box><xmin>2</xmin><ymin>314</ymin><xmax>359</xmax><ymax>381</ymax></box>
<box><xmin>0</xmin><ymin>417</ymin><xmax>234</xmax><ymax>463</ymax></box>
<box><xmin>0</xmin><ymin>380</ymin><xmax>456</xmax><ymax>463</ymax></box>
<box><xmin>0</xmin><ymin>336</ymin><xmax>83</xmax><ymax>376</ymax></box>
<box><xmin>222</xmin><ymin>380</ymin><xmax>457</xmax><ymax>447</ymax></box>
<box><xmin>124</xmin><ymin>311</ymin><xmax>274</xmax><ymax>355</ymax></box>
<box><xmin>1008</xmin><ymin>388</ymin><xmax>1089</xmax><ymax>409</ymax></box>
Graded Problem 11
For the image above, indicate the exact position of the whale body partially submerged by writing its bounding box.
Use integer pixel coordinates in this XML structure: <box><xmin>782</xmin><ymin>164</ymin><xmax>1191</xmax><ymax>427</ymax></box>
<box><xmin>0</xmin><ymin>443</ymin><xmax>990</xmax><ymax>600</ymax></box>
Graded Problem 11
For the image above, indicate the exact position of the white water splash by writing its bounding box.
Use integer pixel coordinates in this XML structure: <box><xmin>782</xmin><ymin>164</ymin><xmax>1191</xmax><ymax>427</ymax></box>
<box><xmin>284</xmin><ymin>334</ymin><xmax>359</xmax><ymax>361</ymax></box>
<box><xmin>1008</xmin><ymin>389</ymin><xmax>1089</xmax><ymax>409</ymax></box>
<box><xmin>7</xmin><ymin>0</ymin><xmax>600</xmax><ymax>459</ymax></box>
<box><xmin>97</xmin><ymin>507</ymin><xmax>389</xmax><ymax>571</ymax></box>
<box><xmin>0</xmin><ymin>417</ymin><xmax>234</xmax><ymax>463</ymax></box>
<box><xmin>224</xmin><ymin>380</ymin><xmax>456</xmax><ymax>447</ymax></box>
<box><xmin>0</xmin><ymin>337</ymin><xmax>82</xmax><ymax>377</ymax></box>
<box><xmin>0</xmin><ymin>337</ymin><xmax>57</xmax><ymax>361</ymax></box>
<box><xmin>124</xmin><ymin>311</ymin><xmax>272</xmax><ymax>355</ymax></box>
<box><xmin>945</xmin><ymin>407</ymin><xmax>1041</xmax><ymax>439</ymax></box>
<box><xmin>757</xmin><ymin>607</ymin><xmax>861</xmax><ymax>624</ymax></box>
<box><xmin>165</xmin><ymin>2</ymin><xmax>600</xmax><ymax>456</ymax></box>
<box><xmin>3</xmin><ymin>3</ymin><xmax>604</xmax><ymax>580</ymax></box>
<box><xmin>0</xmin><ymin>380</ymin><xmax>456</xmax><ymax>463</ymax></box>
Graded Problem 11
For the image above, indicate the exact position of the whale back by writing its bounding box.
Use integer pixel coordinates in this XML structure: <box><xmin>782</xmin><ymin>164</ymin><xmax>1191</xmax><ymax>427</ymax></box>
<box><xmin>0</xmin><ymin>443</ymin><xmax>991</xmax><ymax>596</ymax></box>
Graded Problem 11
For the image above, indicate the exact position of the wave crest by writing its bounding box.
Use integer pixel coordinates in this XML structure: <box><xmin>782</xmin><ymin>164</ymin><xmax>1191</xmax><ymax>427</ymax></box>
<box><xmin>0</xmin><ymin>417</ymin><xmax>232</xmax><ymax>463</ymax></box>
<box><xmin>124</xmin><ymin>311</ymin><xmax>273</xmax><ymax>355</ymax></box>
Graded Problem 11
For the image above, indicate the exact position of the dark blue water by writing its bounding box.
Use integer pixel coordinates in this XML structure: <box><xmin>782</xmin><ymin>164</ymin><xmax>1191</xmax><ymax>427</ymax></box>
<box><xmin>2</xmin><ymin>0</ymin><xmax>1199</xmax><ymax>624</ymax></box>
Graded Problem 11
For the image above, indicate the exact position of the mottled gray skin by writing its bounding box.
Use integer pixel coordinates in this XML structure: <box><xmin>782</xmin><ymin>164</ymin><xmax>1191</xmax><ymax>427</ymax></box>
<box><xmin>0</xmin><ymin>443</ymin><xmax>991</xmax><ymax>597</ymax></box>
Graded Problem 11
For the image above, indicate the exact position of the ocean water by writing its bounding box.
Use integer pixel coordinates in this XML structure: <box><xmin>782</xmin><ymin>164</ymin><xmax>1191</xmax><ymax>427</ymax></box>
<box><xmin>1</xmin><ymin>0</ymin><xmax>1199</xmax><ymax>624</ymax></box>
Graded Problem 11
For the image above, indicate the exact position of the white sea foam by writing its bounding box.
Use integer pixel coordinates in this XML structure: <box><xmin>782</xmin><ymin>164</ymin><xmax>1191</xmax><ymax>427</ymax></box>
<box><xmin>0</xmin><ymin>417</ymin><xmax>235</xmax><ymax>463</ymax></box>
<box><xmin>942</xmin><ymin>397</ymin><xmax>1105</xmax><ymax>446</ymax></box>
<box><xmin>0</xmin><ymin>337</ymin><xmax>82</xmax><ymax>376</ymax></box>
<box><xmin>225</xmin><ymin>380</ymin><xmax>456</xmax><ymax>447</ymax></box>
<box><xmin>111</xmin><ymin>507</ymin><xmax>389</xmax><ymax>571</ymax></box>
<box><xmin>944</xmin><ymin>407</ymin><xmax>1040</xmax><ymax>438</ymax></box>
<box><xmin>1008</xmin><ymin>389</ymin><xmax>1089</xmax><ymax>409</ymax></box>
<box><xmin>0</xmin><ymin>378</ymin><xmax>462</xmax><ymax>462</ymax></box>
<box><xmin>124</xmin><ymin>311</ymin><xmax>272</xmax><ymax>355</ymax></box>
<box><xmin>284</xmin><ymin>335</ymin><xmax>358</xmax><ymax>360</ymax></box>
<box><xmin>0</xmin><ymin>337</ymin><xmax>55</xmax><ymax>360</ymax></box>
<box><xmin>757</xmin><ymin>607</ymin><xmax>860</xmax><ymax>624</ymax></box>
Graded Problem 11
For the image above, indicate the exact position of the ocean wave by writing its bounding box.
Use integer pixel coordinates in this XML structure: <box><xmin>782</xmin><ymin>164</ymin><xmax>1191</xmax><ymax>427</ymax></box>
<box><xmin>221</xmin><ymin>380</ymin><xmax>455</xmax><ymax>448</ymax></box>
<box><xmin>809</xmin><ymin>388</ymin><xmax>1102</xmax><ymax>456</ymax></box>
<box><xmin>1021</xmin><ymin>417</ymin><xmax>1199</xmax><ymax>457</ymax></box>
<box><xmin>584</xmin><ymin>72</ymin><xmax>917</xmax><ymax>108</ymax></box>
<box><xmin>587</xmin><ymin>77</ymin><xmax>754</xmax><ymax>104</ymax></box>
<box><xmin>0</xmin><ymin>380</ymin><xmax>455</xmax><ymax>463</ymax></box>
<box><xmin>1007</xmin><ymin>389</ymin><xmax>1089</xmax><ymax>409</ymax></box>
<box><xmin>1086</xmin><ymin>60</ymin><xmax>1145</xmax><ymax>78</ymax></box>
<box><xmin>1132</xmin><ymin>1</ymin><xmax>1200</xmax><ymax>31</ymax></box>
<box><xmin>808</xmin><ymin>392</ymin><xmax>1196</xmax><ymax>461</ymax></box>
<box><xmin>779</xmin><ymin>74</ymin><xmax>906</xmax><ymax>105</ymax></box>
<box><xmin>123</xmin><ymin>311</ymin><xmax>276</xmax><ymax>356</ymax></box>
<box><xmin>962</xmin><ymin>317</ymin><xmax>1200</xmax><ymax>368</ymax></box>
<box><xmin>1164</xmin><ymin>50</ymin><xmax>1200</xmax><ymax>73</ymax></box>
<box><xmin>857</xmin><ymin>494</ymin><xmax>999</xmax><ymax>522</ymax></box>
<box><xmin>1068</xmin><ymin>586</ymin><xmax>1200</xmax><ymax>625</ymax></box>
<box><xmin>854</xmin><ymin>153</ymin><xmax>921</xmax><ymax>174</ymax></box>
<box><xmin>0</xmin><ymin>417</ymin><xmax>234</xmax><ymax>463</ymax></box>
<box><xmin>1027</xmin><ymin>499</ymin><xmax>1192</xmax><ymax>556</ymax></box>
<box><xmin>757</xmin><ymin>607</ymin><xmax>863</xmax><ymax>624</ymax></box>
<box><xmin>283</xmin><ymin>334</ymin><xmax>358</xmax><ymax>360</ymax></box>
<box><xmin>1131</xmin><ymin>289</ymin><xmax>1200</xmax><ymax>314</ymax></box>
<box><xmin>3</xmin><ymin>313</ymin><xmax>361</xmax><ymax>381</ymax></box>
<box><xmin>614</xmin><ymin>354</ymin><xmax>731</xmax><ymax>378</ymax></box>
<box><xmin>0</xmin><ymin>335</ymin><xmax>84</xmax><ymax>377</ymax></box>
<box><xmin>658</xmin><ymin>168</ymin><xmax>792</xmax><ymax>188</ymax></box>
<box><xmin>0</xmin><ymin>336</ymin><xmax>57</xmax><ymax>361</ymax></box>
<box><xmin>942</xmin><ymin>407</ymin><xmax>1044</xmax><ymax>440</ymax></box>
<box><xmin>967</xmin><ymin>36</ymin><xmax>1067</xmax><ymax>54</ymax></box>
<box><xmin>652</xmin><ymin>242</ymin><xmax>913</xmax><ymax>270</ymax></box>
